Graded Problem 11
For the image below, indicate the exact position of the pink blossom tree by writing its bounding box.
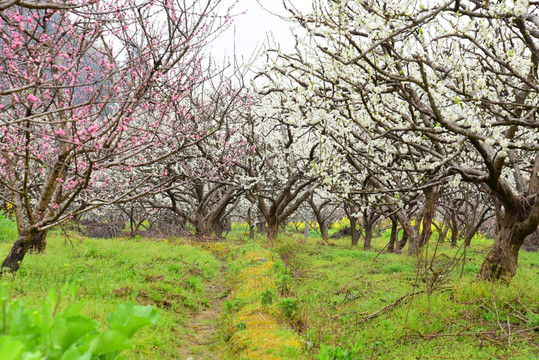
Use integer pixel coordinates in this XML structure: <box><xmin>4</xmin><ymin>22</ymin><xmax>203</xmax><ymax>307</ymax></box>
<box><xmin>0</xmin><ymin>0</ymin><xmax>233</xmax><ymax>272</ymax></box>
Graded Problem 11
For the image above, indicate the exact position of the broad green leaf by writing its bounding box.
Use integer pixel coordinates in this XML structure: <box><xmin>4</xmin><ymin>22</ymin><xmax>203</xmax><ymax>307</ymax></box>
<box><xmin>51</xmin><ymin>316</ymin><xmax>97</xmax><ymax>352</ymax></box>
<box><xmin>107</xmin><ymin>304</ymin><xmax>159</xmax><ymax>338</ymax></box>
<box><xmin>21</xmin><ymin>351</ymin><xmax>42</xmax><ymax>360</ymax></box>
<box><xmin>60</xmin><ymin>347</ymin><xmax>92</xmax><ymax>360</ymax></box>
<box><xmin>6</xmin><ymin>301</ymin><xmax>31</xmax><ymax>336</ymax></box>
<box><xmin>89</xmin><ymin>330</ymin><xmax>130</xmax><ymax>355</ymax></box>
<box><xmin>0</xmin><ymin>336</ymin><xmax>25</xmax><ymax>360</ymax></box>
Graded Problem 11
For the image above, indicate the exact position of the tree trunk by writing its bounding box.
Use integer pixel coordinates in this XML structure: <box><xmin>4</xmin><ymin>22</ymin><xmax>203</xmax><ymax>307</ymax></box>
<box><xmin>2</xmin><ymin>231</ymin><xmax>34</xmax><ymax>273</ymax></box>
<box><xmin>267</xmin><ymin>216</ymin><xmax>279</xmax><ymax>240</ymax></box>
<box><xmin>478</xmin><ymin>213</ymin><xmax>534</xmax><ymax>281</ymax></box>
<box><xmin>408</xmin><ymin>187</ymin><xmax>436</xmax><ymax>254</ymax></box>
<box><xmin>319</xmin><ymin>220</ymin><xmax>329</xmax><ymax>241</ymax></box>
<box><xmin>522</xmin><ymin>229</ymin><xmax>539</xmax><ymax>252</ymax></box>
<box><xmin>450</xmin><ymin>220</ymin><xmax>458</xmax><ymax>247</ymax></box>
<box><xmin>29</xmin><ymin>231</ymin><xmax>47</xmax><ymax>253</ymax></box>
<box><xmin>350</xmin><ymin>216</ymin><xmax>359</xmax><ymax>246</ymax></box>
<box><xmin>388</xmin><ymin>217</ymin><xmax>398</xmax><ymax>253</ymax></box>
<box><xmin>363</xmin><ymin>222</ymin><xmax>373</xmax><ymax>251</ymax></box>
<box><xmin>439</xmin><ymin>226</ymin><xmax>449</xmax><ymax>243</ymax></box>
<box><xmin>212</xmin><ymin>221</ymin><xmax>225</xmax><ymax>239</ymax></box>
<box><xmin>194</xmin><ymin>221</ymin><xmax>212</xmax><ymax>239</ymax></box>
<box><xmin>418</xmin><ymin>187</ymin><xmax>435</xmax><ymax>248</ymax></box>
<box><xmin>396</xmin><ymin>230</ymin><xmax>408</xmax><ymax>252</ymax></box>
<box><xmin>247</xmin><ymin>209</ymin><xmax>255</xmax><ymax>239</ymax></box>
<box><xmin>478</xmin><ymin>226</ymin><xmax>521</xmax><ymax>281</ymax></box>
<box><xmin>256</xmin><ymin>215</ymin><xmax>267</xmax><ymax>234</ymax></box>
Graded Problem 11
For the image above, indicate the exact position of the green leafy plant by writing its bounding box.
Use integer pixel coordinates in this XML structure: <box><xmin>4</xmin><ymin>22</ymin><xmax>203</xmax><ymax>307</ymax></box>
<box><xmin>526</xmin><ymin>312</ymin><xmax>539</xmax><ymax>328</ymax></box>
<box><xmin>186</xmin><ymin>276</ymin><xmax>203</xmax><ymax>292</ymax></box>
<box><xmin>317</xmin><ymin>344</ymin><xmax>362</xmax><ymax>360</ymax></box>
<box><xmin>279</xmin><ymin>298</ymin><xmax>299</xmax><ymax>318</ymax></box>
<box><xmin>260</xmin><ymin>289</ymin><xmax>276</xmax><ymax>306</ymax></box>
<box><xmin>0</xmin><ymin>281</ymin><xmax>158</xmax><ymax>360</ymax></box>
<box><xmin>224</xmin><ymin>298</ymin><xmax>245</xmax><ymax>312</ymax></box>
<box><xmin>275</xmin><ymin>267</ymin><xmax>291</xmax><ymax>294</ymax></box>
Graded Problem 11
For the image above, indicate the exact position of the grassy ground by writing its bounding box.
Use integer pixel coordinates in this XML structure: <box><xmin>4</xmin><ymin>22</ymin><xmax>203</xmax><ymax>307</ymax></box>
<box><xmin>0</xmin><ymin>220</ymin><xmax>537</xmax><ymax>359</ymax></box>
<box><xmin>0</xmin><ymin>233</ymin><xmax>225</xmax><ymax>359</ymax></box>
<box><xmin>272</xmin><ymin>234</ymin><xmax>539</xmax><ymax>359</ymax></box>
<box><xmin>218</xmin><ymin>242</ymin><xmax>303</xmax><ymax>359</ymax></box>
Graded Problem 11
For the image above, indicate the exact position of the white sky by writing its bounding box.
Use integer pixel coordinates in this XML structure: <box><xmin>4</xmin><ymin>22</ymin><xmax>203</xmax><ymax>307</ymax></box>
<box><xmin>210</xmin><ymin>0</ymin><xmax>313</xmax><ymax>65</ymax></box>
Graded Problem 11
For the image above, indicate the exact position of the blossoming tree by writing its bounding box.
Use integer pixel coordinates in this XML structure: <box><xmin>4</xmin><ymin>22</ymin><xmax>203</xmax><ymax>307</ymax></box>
<box><xmin>270</xmin><ymin>0</ymin><xmax>539</xmax><ymax>281</ymax></box>
<box><xmin>0</xmin><ymin>0</ymin><xmax>233</xmax><ymax>272</ymax></box>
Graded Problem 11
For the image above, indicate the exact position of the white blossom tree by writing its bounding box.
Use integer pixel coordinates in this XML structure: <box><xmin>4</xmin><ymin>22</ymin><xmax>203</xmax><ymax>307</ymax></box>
<box><xmin>263</xmin><ymin>0</ymin><xmax>539</xmax><ymax>281</ymax></box>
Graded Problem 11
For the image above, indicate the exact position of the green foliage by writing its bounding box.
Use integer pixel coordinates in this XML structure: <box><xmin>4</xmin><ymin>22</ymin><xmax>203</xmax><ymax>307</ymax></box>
<box><xmin>275</xmin><ymin>266</ymin><xmax>291</xmax><ymax>294</ymax></box>
<box><xmin>279</xmin><ymin>298</ymin><xmax>299</xmax><ymax>318</ymax></box>
<box><xmin>526</xmin><ymin>311</ymin><xmax>539</xmax><ymax>328</ymax></box>
<box><xmin>0</xmin><ymin>282</ymin><xmax>157</xmax><ymax>360</ymax></box>
<box><xmin>0</xmin><ymin>236</ymin><xmax>222</xmax><ymax>359</ymax></box>
<box><xmin>0</xmin><ymin>212</ymin><xmax>17</xmax><ymax>243</ymax></box>
<box><xmin>185</xmin><ymin>276</ymin><xmax>202</xmax><ymax>293</ymax></box>
<box><xmin>223</xmin><ymin>298</ymin><xmax>245</xmax><ymax>312</ymax></box>
<box><xmin>277</xmin><ymin>234</ymin><xmax>539</xmax><ymax>359</ymax></box>
<box><xmin>462</xmin><ymin>263</ymin><xmax>479</xmax><ymax>274</ymax></box>
<box><xmin>317</xmin><ymin>344</ymin><xmax>362</xmax><ymax>360</ymax></box>
<box><xmin>381</xmin><ymin>263</ymin><xmax>410</xmax><ymax>274</ymax></box>
<box><xmin>260</xmin><ymin>289</ymin><xmax>276</xmax><ymax>306</ymax></box>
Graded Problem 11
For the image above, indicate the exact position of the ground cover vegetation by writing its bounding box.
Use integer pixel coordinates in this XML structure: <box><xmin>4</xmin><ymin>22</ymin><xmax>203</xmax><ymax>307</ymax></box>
<box><xmin>276</xmin><ymin>234</ymin><xmax>539</xmax><ymax>359</ymax></box>
<box><xmin>1</xmin><ymin>0</ymin><xmax>539</xmax><ymax>359</ymax></box>
<box><xmin>0</xmin><ymin>221</ymin><xmax>537</xmax><ymax>359</ymax></box>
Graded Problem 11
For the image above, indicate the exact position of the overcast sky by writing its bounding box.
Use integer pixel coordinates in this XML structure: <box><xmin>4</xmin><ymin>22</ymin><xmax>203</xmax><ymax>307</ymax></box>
<box><xmin>210</xmin><ymin>0</ymin><xmax>313</xmax><ymax>66</ymax></box>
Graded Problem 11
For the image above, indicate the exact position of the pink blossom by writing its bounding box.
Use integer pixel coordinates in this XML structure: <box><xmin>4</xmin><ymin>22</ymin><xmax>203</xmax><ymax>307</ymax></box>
<box><xmin>27</xmin><ymin>94</ymin><xmax>40</xmax><ymax>103</ymax></box>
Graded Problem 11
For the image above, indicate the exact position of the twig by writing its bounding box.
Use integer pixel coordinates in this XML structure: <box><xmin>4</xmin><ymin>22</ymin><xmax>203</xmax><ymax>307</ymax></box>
<box><xmin>357</xmin><ymin>289</ymin><xmax>432</xmax><ymax>325</ymax></box>
<box><xmin>507</xmin><ymin>314</ymin><xmax>512</xmax><ymax>347</ymax></box>
<box><xmin>60</xmin><ymin>223</ymin><xmax>80</xmax><ymax>256</ymax></box>
<box><xmin>373</xmin><ymin>240</ymin><xmax>391</xmax><ymax>260</ymax></box>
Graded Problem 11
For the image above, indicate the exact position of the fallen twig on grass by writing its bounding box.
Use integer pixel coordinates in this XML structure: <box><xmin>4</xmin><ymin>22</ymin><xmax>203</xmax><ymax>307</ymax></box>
<box><xmin>354</xmin><ymin>287</ymin><xmax>451</xmax><ymax>326</ymax></box>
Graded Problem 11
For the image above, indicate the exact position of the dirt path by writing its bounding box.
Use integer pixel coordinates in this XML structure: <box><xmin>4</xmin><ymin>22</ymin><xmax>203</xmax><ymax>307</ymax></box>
<box><xmin>178</xmin><ymin>265</ymin><xmax>228</xmax><ymax>360</ymax></box>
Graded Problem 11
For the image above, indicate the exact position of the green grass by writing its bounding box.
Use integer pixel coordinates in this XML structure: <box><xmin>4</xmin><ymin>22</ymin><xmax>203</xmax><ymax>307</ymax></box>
<box><xmin>274</xmin><ymin>234</ymin><xmax>539</xmax><ymax>360</ymax></box>
<box><xmin>0</xmin><ymin>211</ymin><xmax>18</xmax><ymax>243</ymax></box>
<box><xmin>0</xmin><ymin>220</ymin><xmax>537</xmax><ymax>360</ymax></box>
<box><xmin>0</xmin><ymin>235</ymin><xmax>222</xmax><ymax>359</ymax></box>
<box><xmin>218</xmin><ymin>242</ymin><xmax>304</xmax><ymax>359</ymax></box>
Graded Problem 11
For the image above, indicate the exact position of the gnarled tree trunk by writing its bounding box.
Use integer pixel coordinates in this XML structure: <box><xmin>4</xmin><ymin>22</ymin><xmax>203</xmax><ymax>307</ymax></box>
<box><xmin>522</xmin><ymin>229</ymin><xmax>539</xmax><ymax>252</ymax></box>
<box><xmin>319</xmin><ymin>220</ymin><xmax>329</xmax><ymax>241</ymax></box>
<box><xmin>408</xmin><ymin>187</ymin><xmax>436</xmax><ymax>254</ymax></box>
<box><xmin>247</xmin><ymin>208</ymin><xmax>255</xmax><ymax>239</ymax></box>
<box><xmin>396</xmin><ymin>230</ymin><xmax>408</xmax><ymax>252</ymax></box>
<box><xmin>479</xmin><ymin>210</ymin><xmax>538</xmax><ymax>281</ymax></box>
<box><xmin>450</xmin><ymin>216</ymin><xmax>459</xmax><ymax>247</ymax></box>
<box><xmin>2</xmin><ymin>229</ymin><xmax>37</xmax><ymax>273</ymax></box>
<box><xmin>29</xmin><ymin>230</ymin><xmax>47</xmax><ymax>253</ymax></box>
<box><xmin>363</xmin><ymin>221</ymin><xmax>373</xmax><ymax>251</ymax></box>
<box><xmin>267</xmin><ymin>215</ymin><xmax>279</xmax><ymax>240</ymax></box>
